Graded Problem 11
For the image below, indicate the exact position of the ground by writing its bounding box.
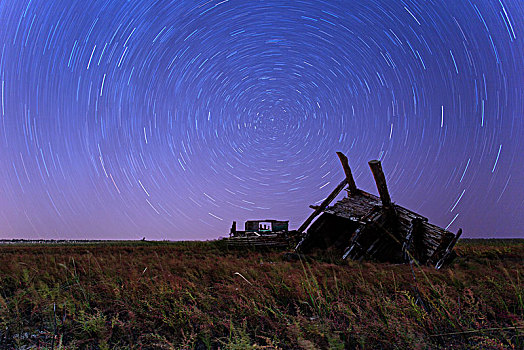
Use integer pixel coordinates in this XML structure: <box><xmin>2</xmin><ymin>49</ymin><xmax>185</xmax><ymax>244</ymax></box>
<box><xmin>0</xmin><ymin>239</ymin><xmax>522</xmax><ymax>349</ymax></box>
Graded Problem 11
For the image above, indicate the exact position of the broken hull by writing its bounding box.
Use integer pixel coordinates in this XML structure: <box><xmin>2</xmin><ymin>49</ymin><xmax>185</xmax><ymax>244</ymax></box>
<box><xmin>297</xmin><ymin>191</ymin><xmax>459</xmax><ymax>266</ymax></box>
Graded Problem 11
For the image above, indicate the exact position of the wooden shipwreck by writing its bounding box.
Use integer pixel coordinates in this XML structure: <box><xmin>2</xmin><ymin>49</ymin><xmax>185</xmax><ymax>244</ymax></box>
<box><xmin>295</xmin><ymin>152</ymin><xmax>462</xmax><ymax>268</ymax></box>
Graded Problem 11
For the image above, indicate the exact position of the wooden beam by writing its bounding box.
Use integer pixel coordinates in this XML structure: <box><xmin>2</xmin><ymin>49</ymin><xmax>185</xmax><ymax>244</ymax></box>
<box><xmin>230</xmin><ymin>221</ymin><xmax>237</xmax><ymax>237</ymax></box>
<box><xmin>295</xmin><ymin>178</ymin><xmax>348</xmax><ymax>250</ymax></box>
<box><xmin>403</xmin><ymin>218</ymin><xmax>425</xmax><ymax>263</ymax></box>
<box><xmin>435</xmin><ymin>228</ymin><xmax>463</xmax><ymax>269</ymax></box>
<box><xmin>341</xmin><ymin>223</ymin><xmax>369</xmax><ymax>260</ymax></box>
<box><xmin>368</xmin><ymin>160</ymin><xmax>391</xmax><ymax>208</ymax></box>
<box><xmin>297</xmin><ymin>178</ymin><xmax>347</xmax><ymax>234</ymax></box>
<box><xmin>336</xmin><ymin>152</ymin><xmax>358</xmax><ymax>194</ymax></box>
<box><xmin>448</xmin><ymin>228</ymin><xmax>463</xmax><ymax>250</ymax></box>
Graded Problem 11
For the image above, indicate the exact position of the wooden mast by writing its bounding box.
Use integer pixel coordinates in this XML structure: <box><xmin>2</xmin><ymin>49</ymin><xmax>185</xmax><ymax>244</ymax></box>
<box><xmin>368</xmin><ymin>160</ymin><xmax>391</xmax><ymax>208</ymax></box>
<box><xmin>336</xmin><ymin>152</ymin><xmax>358</xmax><ymax>194</ymax></box>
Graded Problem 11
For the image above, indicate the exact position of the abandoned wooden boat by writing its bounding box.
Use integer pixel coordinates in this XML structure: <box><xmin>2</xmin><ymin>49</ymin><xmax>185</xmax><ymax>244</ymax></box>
<box><xmin>295</xmin><ymin>152</ymin><xmax>462</xmax><ymax>268</ymax></box>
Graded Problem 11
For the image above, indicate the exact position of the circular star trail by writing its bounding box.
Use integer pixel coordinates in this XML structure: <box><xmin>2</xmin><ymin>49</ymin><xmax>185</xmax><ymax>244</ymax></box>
<box><xmin>0</xmin><ymin>0</ymin><xmax>522</xmax><ymax>239</ymax></box>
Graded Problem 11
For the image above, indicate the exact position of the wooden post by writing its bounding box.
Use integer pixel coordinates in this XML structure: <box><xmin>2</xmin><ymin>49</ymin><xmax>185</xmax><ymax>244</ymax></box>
<box><xmin>448</xmin><ymin>228</ymin><xmax>463</xmax><ymax>249</ymax></box>
<box><xmin>368</xmin><ymin>160</ymin><xmax>391</xmax><ymax>208</ymax></box>
<box><xmin>403</xmin><ymin>218</ymin><xmax>425</xmax><ymax>263</ymax></box>
<box><xmin>336</xmin><ymin>152</ymin><xmax>358</xmax><ymax>194</ymax></box>
<box><xmin>435</xmin><ymin>228</ymin><xmax>463</xmax><ymax>269</ymax></box>
<box><xmin>230</xmin><ymin>221</ymin><xmax>237</xmax><ymax>237</ymax></box>
<box><xmin>296</xmin><ymin>178</ymin><xmax>348</xmax><ymax>234</ymax></box>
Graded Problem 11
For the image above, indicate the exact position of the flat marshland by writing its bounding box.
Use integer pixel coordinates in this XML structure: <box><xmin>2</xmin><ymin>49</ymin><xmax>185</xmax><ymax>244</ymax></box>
<box><xmin>0</xmin><ymin>239</ymin><xmax>522</xmax><ymax>349</ymax></box>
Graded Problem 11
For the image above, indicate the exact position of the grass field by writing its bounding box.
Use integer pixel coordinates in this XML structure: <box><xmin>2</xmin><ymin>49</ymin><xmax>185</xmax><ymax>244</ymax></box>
<box><xmin>0</xmin><ymin>239</ymin><xmax>522</xmax><ymax>349</ymax></box>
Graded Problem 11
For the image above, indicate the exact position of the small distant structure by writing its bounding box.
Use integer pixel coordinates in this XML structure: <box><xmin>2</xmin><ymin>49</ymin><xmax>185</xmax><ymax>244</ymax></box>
<box><xmin>295</xmin><ymin>152</ymin><xmax>462</xmax><ymax>269</ymax></box>
<box><xmin>226</xmin><ymin>219</ymin><xmax>295</xmax><ymax>248</ymax></box>
<box><xmin>230</xmin><ymin>219</ymin><xmax>289</xmax><ymax>237</ymax></box>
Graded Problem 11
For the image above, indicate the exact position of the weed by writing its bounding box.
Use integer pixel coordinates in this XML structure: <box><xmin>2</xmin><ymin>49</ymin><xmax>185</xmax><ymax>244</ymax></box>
<box><xmin>0</xmin><ymin>239</ymin><xmax>522</xmax><ymax>349</ymax></box>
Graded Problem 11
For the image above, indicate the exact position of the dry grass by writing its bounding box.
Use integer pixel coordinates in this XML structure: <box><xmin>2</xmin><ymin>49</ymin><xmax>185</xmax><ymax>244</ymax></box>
<box><xmin>0</xmin><ymin>239</ymin><xmax>522</xmax><ymax>349</ymax></box>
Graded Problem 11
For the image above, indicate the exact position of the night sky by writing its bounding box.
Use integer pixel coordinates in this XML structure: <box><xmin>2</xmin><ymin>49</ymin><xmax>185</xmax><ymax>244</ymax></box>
<box><xmin>0</xmin><ymin>0</ymin><xmax>522</xmax><ymax>240</ymax></box>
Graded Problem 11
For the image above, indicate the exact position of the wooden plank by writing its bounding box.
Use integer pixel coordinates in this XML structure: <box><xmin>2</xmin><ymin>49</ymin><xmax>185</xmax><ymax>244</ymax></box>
<box><xmin>368</xmin><ymin>160</ymin><xmax>392</xmax><ymax>208</ymax></box>
<box><xmin>447</xmin><ymin>228</ymin><xmax>463</xmax><ymax>251</ymax></box>
<box><xmin>295</xmin><ymin>178</ymin><xmax>348</xmax><ymax>250</ymax></box>
<box><xmin>336</xmin><ymin>152</ymin><xmax>358</xmax><ymax>194</ymax></box>
<box><xmin>435</xmin><ymin>228</ymin><xmax>463</xmax><ymax>269</ymax></box>
<box><xmin>341</xmin><ymin>206</ymin><xmax>383</xmax><ymax>260</ymax></box>
<box><xmin>324</xmin><ymin>191</ymin><xmax>381</xmax><ymax>219</ymax></box>
<box><xmin>297</xmin><ymin>178</ymin><xmax>348</xmax><ymax>234</ymax></box>
<box><xmin>403</xmin><ymin>218</ymin><xmax>425</xmax><ymax>263</ymax></box>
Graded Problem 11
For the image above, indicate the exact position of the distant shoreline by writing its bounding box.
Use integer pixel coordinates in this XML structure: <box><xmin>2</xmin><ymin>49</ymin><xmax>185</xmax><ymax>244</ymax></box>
<box><xmin>0</xmin><ymin>239</ymin><xmax>180</xmax><ymax>245</ymax></box>
<box><xmin>0</xmin><ymin>237</ymin><xmax>522</xmax><ymax>245</ymax></box>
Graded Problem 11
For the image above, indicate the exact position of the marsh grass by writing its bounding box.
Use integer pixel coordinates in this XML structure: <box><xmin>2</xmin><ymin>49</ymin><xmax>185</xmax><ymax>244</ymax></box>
<box><xmin>0</xmin><ymin>239</ymin><xmax>522</xmax><ymax>349</ymax></box>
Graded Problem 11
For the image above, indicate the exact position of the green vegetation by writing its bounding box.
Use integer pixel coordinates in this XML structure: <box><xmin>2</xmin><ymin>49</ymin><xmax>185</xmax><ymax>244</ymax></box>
<box><xmin>0</xmin><ymin>239</ymin><xmax>522</xmax><ymax>349</ymax></box>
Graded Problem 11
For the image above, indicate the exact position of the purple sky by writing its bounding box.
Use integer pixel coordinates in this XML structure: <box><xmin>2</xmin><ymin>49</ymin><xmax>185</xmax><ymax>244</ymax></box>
<box><xmin>0</xmin><ymin>0</ymin><xmax>522</xmax><ymax>240</ymax></box>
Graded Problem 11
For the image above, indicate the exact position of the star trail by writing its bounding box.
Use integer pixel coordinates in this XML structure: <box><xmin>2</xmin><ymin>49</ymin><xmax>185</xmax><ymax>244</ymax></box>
<box><xmin>0</xmin><ymin>0</ymin><xmax>522</xmax><ymax>240</ymax></box>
